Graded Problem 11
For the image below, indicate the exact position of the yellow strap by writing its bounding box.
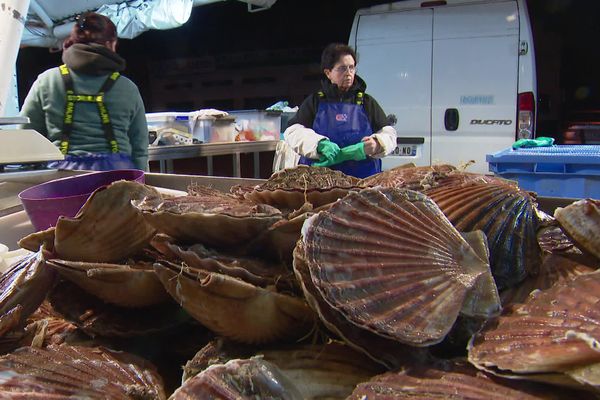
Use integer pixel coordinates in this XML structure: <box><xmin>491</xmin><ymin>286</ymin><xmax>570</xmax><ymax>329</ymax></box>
<box><xmin>59</xmin><ymin>140</ymin><xmax>69</xmax><ymax>155</ymax></box>
<box><xmin>59</xmin><ymin>64</ymin><xmax>69</xmax><ymax>75</ymax></box>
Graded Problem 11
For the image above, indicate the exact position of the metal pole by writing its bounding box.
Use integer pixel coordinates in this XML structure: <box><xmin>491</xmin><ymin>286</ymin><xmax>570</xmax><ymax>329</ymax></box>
<box><xmin>0</xmin><ymin>0</ymin><xmax>30</xmax><ymax>117</ymax></box>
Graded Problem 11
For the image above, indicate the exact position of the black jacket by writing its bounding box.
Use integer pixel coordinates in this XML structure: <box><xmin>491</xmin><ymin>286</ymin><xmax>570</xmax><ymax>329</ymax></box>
<box><xmin>288</xmin><ymin>74</ymin><xmax>389</xmax><ymax>132</ymax></box>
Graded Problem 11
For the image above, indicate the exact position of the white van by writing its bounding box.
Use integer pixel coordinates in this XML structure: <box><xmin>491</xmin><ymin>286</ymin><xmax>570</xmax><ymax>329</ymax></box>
<box><xmin>349</xmin><ymin>0</ymin><xmax>536</xmax><ymax>174</ymax></box>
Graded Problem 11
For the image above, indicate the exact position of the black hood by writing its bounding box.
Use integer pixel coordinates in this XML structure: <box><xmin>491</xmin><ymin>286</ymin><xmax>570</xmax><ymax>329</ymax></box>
<box><xmin>62</xmin><ymin>43</ymin><xmax>126</xmax><ymax>75</ymax></box>
<box><xmin>320</xmin><ymin>74</ymin><xmax>368</xmax><ymax>99</ymax></box>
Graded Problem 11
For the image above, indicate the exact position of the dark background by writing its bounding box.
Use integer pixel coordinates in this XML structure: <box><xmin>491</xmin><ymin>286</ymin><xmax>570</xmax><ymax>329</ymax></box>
<box><xmin>16</xmin><ymin>0</ymin><xmax>600</xmax><ymax>139</ymax></box>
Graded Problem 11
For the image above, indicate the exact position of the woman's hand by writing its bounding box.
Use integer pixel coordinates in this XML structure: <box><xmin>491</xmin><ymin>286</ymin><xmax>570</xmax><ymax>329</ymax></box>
<box><xmin>361</xmin><ymin>136</ymin><xmax>381</xmax><ymax>156</ymax></box>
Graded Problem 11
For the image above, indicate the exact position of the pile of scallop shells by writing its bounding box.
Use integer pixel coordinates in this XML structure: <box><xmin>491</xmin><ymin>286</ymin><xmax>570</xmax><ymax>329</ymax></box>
<box><xmin>3</xmin><ymin>164</ymin><xmax>600</xmax><ymax>398</ymax></box>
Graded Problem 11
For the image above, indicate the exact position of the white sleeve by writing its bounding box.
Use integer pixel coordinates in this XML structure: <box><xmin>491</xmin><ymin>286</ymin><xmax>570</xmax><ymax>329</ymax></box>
<box><xmin>370</xmin><ymin>125</ymin><xmax>397</xmax><ymax>159</ymax></box>
<box><xmin>283</xmin><ymin>123</ymin><xmax>327</xmax><ymax>160</ymax></box>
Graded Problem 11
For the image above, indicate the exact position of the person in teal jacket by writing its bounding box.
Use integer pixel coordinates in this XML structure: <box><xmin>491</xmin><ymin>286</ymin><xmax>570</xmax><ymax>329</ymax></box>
<box><xmin>20</xmin><ymin>12</ymin><xmax>148</xmax><ymax>171</ymax></box>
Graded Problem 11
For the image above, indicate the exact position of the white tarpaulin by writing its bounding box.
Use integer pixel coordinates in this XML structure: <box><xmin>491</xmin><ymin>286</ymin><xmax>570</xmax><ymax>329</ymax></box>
<box><xmin>97</xmin><ymin>0</ymin><xmax>193</xmax><ymax>39</ymax></box>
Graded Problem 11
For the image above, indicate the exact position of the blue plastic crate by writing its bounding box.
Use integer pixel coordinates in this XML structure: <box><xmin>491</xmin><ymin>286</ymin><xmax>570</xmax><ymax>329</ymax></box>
<box><xmin>486</xmin><ymin>145</ymin><xmax>600</xmax><ymax>198</ymax></box>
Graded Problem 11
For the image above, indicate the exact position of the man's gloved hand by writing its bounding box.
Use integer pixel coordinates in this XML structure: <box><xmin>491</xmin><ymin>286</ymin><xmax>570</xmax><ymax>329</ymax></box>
<box><xmin>314</xmin><ymin>142</ymin><xmax>366</xmax><ymax>167</ymax></box>
<box><xmin>317</xmin><ymin>140</ymin><xmax>340</xmax><ymax>163</ymax></box>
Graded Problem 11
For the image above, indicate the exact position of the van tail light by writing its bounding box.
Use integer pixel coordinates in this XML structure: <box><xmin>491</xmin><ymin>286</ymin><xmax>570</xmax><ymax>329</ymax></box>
<box><xmin>517</xmin><ymin>92</ymin><xmax>535</xmax><ymax>139</ymax></box>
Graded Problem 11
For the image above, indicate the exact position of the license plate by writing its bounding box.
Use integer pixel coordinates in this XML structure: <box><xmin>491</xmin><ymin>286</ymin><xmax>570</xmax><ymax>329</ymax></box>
<box><xmin>393</xmin><ymin>145</ymin><xmax>416</xmax><ymax>156</ymax></box>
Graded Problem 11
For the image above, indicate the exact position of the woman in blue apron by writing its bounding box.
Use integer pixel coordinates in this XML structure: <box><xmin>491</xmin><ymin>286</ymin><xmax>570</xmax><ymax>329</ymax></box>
<box><xmin>20</xmin><ymin>12</ymin><xmax>148</xmax><ymax>171</ymax></box>
<box><xmin>283</xmin><ymin>43</ymin><xmax>397</xmax><ymax>178</ymax></box>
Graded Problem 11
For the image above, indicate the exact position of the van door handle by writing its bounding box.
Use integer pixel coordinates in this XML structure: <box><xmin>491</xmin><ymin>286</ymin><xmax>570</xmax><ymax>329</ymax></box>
<box><xmin>444</xmin><ymin>108</ymin><xmax>459</xmax><ymax>131</ymax></box>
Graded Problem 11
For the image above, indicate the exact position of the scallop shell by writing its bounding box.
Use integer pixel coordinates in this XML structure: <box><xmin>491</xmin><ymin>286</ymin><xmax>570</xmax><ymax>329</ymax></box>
<box><xmin>172</xmin><ymin>357</ymin><xmax>303</xmax><ymax>400</ymax></box>
<box><xmin>0</xmin><ymin>249</ymin><xmax>56</xmax><ymax>327</ymax></box>
<box><xmin>554</xmin><ymin>199</ymin><xmax>600</xmax><ymax>260</ymax></box>
<box><xmin>239</xmin><ymin>165</ymin><xmax>363</xmax><ymax>212</ymax></box>
<box><xmin>359</xmin><ymin>164</ymin><xmax>456</xmax><ymax>190</ymax></box>
<box><xmin>426</xmin><ymin>179</ymin><xmax>542</xmax><ymax>290</ymax></box>
<box><xmin>53</xmin><ymin>180</ymin><xmax>159</xmax><ymax>263</ymax></box>
<box><xmin>46</xmin><ymin>258</ymin><xmax>170</xmax><ymax>308</ymax></box>
<box><xmin>301</xmin><ymin>187</ymin><xmax>498</xmax><ymax>346</ymax></box>
<box><xmin>154</xmin><ymin>260</ymin><xmax>315</xmax><ymax>344</ymax></box>
<box><xmin>0</xmin><ymin>344</ymin><xmax>166</xmax><ymax>399</ymax></box>
<box><xmin>347</xmin><ymin>362</ymin><xmax>588</xmax><ymax>399</ymax></box>
<box><xmin>469</xmin><ymin>270</ymin><xmax>600</xmax><ymax>375</ymax></box>
<box><xmin>49</xmin><ymin>280</ymin><xmax>189</xmax><ymax>338</ymax></box>
<box><xmin>136</xmin><ymin>186</ymin><xmax>282</xmax><ymax>247</ymax></box>
<box><xmin>18</xmin><ymin>226</ymin><xmax>55</xmax><ymax>253</ymax></box>
<box><xmin>294</xmin><ymin>241</ymin><xmax>427</xmax><ymax>369</ymax></box>
<box><xmin>150</xmin><ymin>235</ymin><xmax>296</xmax><ymax>293</ymax></box>
<box><xmin>183</xmin><ymin>339</ymin><xmax>384</xmax><ymax>399</ymax></box>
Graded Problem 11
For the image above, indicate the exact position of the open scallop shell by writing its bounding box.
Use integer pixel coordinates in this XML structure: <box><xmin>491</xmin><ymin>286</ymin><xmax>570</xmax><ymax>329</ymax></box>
<box><xmin>347</xmin><ymin>361</ymin><xmax>588</xmax><ymax>399</ymax></box>
<box><xmin>46</xmin><ymin>258</ymin><xmax>170</xmax><ymax>308</ymax></box>
<box><xmin>136</xmin><ymin>186</ymin><xmax>282</xmax><ymax>248</ymax></box>
<box><xmin>555</xmin><ymin>199</ymin><xmax>600</xmax><ymax>260</ymax></box>
<box><xmin>238</xmin><ymin>165</ymin><xmax>363</xmax><ymax>212</ymax></box>
<box><xmin>154</xmin><ymin>260</ymin><xmax>315</xmax><ymax>344</ymax></box>
<box><xmin>426</xmin><ymin>179</ymin><xmax>542</xmax><ymax>290</ymax></box>
<box><xmin>301</xmin><ymin>187</ymin><xmax>497</xmax><ymax>346</ymax></box>
<box><xmin>0</xmin><ymin>344</ymin><xmax>165</xmax><ymax>399</ymax></box>
<box><xmin>172</xmin><ymin>357</ymin><xmax>303</xmax><ymax>400</ymax></box>
<box><xmin>53</xmin><ymin>180</ymin><xmax>159</xmax><ymax>263</ymax></box>
<box><xmin>469</xmin><ymin>270</ymin><xmax>600</xmax><ymax>375</ymax></box>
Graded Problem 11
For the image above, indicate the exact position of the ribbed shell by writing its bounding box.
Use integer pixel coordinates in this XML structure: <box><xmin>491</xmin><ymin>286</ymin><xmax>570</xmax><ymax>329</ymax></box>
<box><xmin>359</xmin><ymin>164</ymin><xmax>456</xmax><ymax>190</ymax></box>
<box><xmin>347</xmin><ymin>363</ymin><xmax>587</xmax><ymax>400</ymax></box>
<box><xmin>426</xmin><ymin>180</ymin><xmax>542</xmax><ymax>290</ymax></box>
<box><xmin>302</xmin><ymin>188</ymin><xmax>495</xmax><ymax>346</ymax></box>
<box><xmin>554</xmin><ymin>199</ymin><xmax>600</xmax><ymax>260</ymax></box>
<box><xmin>49</xmin><ymin>280</ymin><xmax>189</xmax><ymax>338</ymax></box>
<box><xmin>240</xmin><ymin>165</ymin><xmax>363</xmax><ymax>211</ymax></box>
<box><xmin>294</xmin><ymin>241</ymin><xmax>426</xmax><ymax>369</ymax></box>
<box><xmin>0</xmin><ymin>250</ymin><xmax>55</xmax><ymax>327</ymax></box>
<box><xmin>469</xmin><ymin>270</ymin><xmax>600</xmax><ymax>374</ymax></box>
<box><xmin>154</xmin><ymin>260</ymin><xmax>315</xmax><ymax>344</ymax></box>
<box><xmin>53</xmin><ymin>180</ymin><xmax>159</xmax><ymax>263</ymax></box>
<box><xmin>172</xmin><ymin>358</ymin><xmax>303</xmax><ymax>400</ymax></box>
<box><xmin>0</xmin><ymin>344</ymin><xmax>165</xmax><ymax>399</ymax></box>
<box><xmin>136</xmin><ymin>187</ymin><xmax>282</xmax><ymax>248</ymax></box>
<box><xmin>46</xmin><ymin>258</ymin><xmax>170</xmax><ymax>308</ymax></box>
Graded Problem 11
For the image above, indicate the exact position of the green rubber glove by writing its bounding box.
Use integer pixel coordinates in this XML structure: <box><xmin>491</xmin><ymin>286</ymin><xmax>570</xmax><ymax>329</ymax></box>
<box><xmin>314</xmin><ymin>142</ymin><xmax>366</xmax><ymax>167</ymax></box>
<box><xmin>512</xmin><ymin>136</ymin><xmax>554</xmax><ymax>150</ymax></box>
<box><xmin>316</xmin><ymin>140</ymin><xmax>340</xmax><ymax>162</ymax></box>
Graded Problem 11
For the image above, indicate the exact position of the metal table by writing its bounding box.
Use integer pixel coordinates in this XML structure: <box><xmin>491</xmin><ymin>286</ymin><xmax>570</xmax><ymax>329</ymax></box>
<box><xmin>147</xmin><ymin>141</ymin><xmax>279</xmax><ymax>177</ymax></box>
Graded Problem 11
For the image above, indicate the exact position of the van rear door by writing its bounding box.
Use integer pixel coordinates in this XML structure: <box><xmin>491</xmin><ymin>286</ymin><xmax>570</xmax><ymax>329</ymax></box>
<box><xmin>431</xmin><ymin>1</ymin><xmax>520</xmax><ymax>172</ymax></box>
<box><xmin>353</xmin><ymin>8</ymin><xmax>433</xmax><ymax>171</ymax></box>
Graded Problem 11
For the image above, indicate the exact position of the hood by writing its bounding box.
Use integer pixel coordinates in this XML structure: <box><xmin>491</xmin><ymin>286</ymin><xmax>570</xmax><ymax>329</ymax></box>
<box><xmin>62</xmin><ymin>43</ymin><xmax>126</xmax><ymax>75</ymax></box>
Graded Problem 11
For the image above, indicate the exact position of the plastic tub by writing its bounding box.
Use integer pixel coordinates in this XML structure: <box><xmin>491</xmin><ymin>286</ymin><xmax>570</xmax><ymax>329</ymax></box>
<box><xmin>18</xmin><ymin>169</ymin><xmax>145</xmax><ymax>231</ymax></box>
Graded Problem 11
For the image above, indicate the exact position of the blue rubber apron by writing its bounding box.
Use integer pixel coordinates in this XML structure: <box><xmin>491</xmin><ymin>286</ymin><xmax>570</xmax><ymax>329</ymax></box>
<box><xmin>299</xmin><ymin>100</ymin><xmax>381</xmax><ymax>178</ymax></box>
<box><xmin>48</xmin><ymin>65</ymin><xmax>136</xmax><ymax>171</ymax></box>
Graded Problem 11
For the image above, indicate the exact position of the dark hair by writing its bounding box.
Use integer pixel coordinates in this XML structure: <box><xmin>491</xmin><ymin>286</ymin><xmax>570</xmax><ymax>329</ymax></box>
<box><xmin>320</xmin><ymin>43</ymin><xmax>357</xmax><ymax>71</ymax></box>
<box><xmin>63</xmin><ymin>12</ymin><xmax>117</xmax><ymax>49</ymax></box>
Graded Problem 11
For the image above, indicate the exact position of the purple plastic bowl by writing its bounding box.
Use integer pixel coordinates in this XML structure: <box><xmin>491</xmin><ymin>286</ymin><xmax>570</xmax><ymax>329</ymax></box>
<box><xmin>18</xmin><ymin>169</ymin><xmax>145</xmax><ymax>231</ymax></box>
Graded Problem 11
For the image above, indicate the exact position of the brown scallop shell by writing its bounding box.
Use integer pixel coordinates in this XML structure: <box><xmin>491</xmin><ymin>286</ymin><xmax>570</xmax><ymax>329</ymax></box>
<box><xmin>554</xmin><ymin>199</ymin><xmax>600</xmax><ymax>260</ymax></box>
<box><xmin>469</xmin><ymin>270</ymin><xmax>600</xmax><ymax>375</ymax></box>
<box><xmin>46</xmin><ymin>258</ymin><xmax>170</xmax><ymax>308</ymax></box>
<box><xmin>301</xmin><ymin>187</ymin><xmax>498</xmax><ymax>347</ymax></box>
<box><xmin>0</xmin><ymin>344</ymin><xmax>166</xmax><ymax>399</ymax></box>
<box><xmin>239</xmin><ymin>165</ymin><xmax>363</xmax><ymax>211</ymax></box>
<box><xmin>154</xmin><ymin>260</ymin><xmax>315</xmax><ymax>344</ymax></box>
<box><xmin>53</xmin><ymin>180</ymin><xmax>159</xmax><ymax>263</ymax></box>
<box><xmin>49</xmin><ymin>280</ymin><xmax>189</xmax><ymax>338</ymax></box>
<box><xmin>347</xmin><ymin>362</ymin><xmax>589</xmax><ymax>399</ymax></box>
<box><xmin>359</xmin><ymin>163</ymin><xmax>456</xmax><ymax>190</ymax></box>
<box><xmin>172</xmin><ymin>357</ymin><xmax>303</xmax><ymax>400</ymax></box>
<box><xmin>136</xmin><ymin>186</ymin><xmax>282</xmax><ymax>248</ymax></box>
<box><xmin>0</xmin><ymin>249</ymin><xmax>56</xmax><ymax>327</ymax></box>
<box><xmin>426</xmin><ymin>179</ymin><xmax>542</xmax><ymax>290</ymax></box>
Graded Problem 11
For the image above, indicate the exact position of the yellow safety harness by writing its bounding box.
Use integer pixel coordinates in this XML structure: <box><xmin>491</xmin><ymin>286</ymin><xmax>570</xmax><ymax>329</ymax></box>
<box><xmin>59</xmin><ymin>64</ymin><xmax>120</xmax><ymax>155</ymax></box>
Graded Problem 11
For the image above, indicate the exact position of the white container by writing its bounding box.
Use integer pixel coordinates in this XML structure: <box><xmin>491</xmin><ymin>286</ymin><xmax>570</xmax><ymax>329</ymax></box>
<box><xmin>228</xmin><ymin>110</ymin><xmax>281</xmax><ymax>141</ymax></box>
<box><xmin>146</xmin><ymin>112</ymin><xmax>192</xmax><ymax>135</ymax></box>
